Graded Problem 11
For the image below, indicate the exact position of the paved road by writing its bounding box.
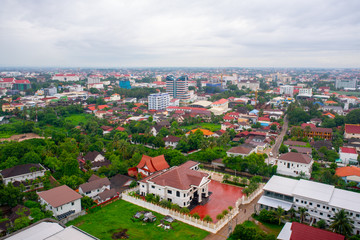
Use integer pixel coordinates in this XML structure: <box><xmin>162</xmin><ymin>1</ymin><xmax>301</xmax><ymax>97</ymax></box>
<box><xmin>271</xmin><ymin>115</ymin><xmax>288</xmax><ymax>158</ymax></box>
<box><xmin>203</xmin><ymin>195</ymin><xmax>262</xmax><ymax>240</ymax></box>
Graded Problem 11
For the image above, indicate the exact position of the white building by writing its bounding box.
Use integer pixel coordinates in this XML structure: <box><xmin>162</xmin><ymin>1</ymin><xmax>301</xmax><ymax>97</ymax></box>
<box><xmin>38</xmin><ymin>185</ymin><xmax>82</xmax><ymax>219</ymax></box>
<box><xmin>148</xmin><ymin>93</ymin><xmax>170</xmax><ymax>110</ymax></box>
<box><xmin>0</xmin><ymin>163</ymin><xmax>46</xmax><ymax>186</ymax></box>
<box><xmin>298</xmin><ymin>88</ymin><xmax>312</xmax><ymax>96</ymax></box>
<box><xmin>258</xmin><ymin>175</ymin><xmax>360</xmax><ymax>235</ymax></box>
<box><xmin>339</xmin><ymin>147</ymin><xmax>358</xmax><ymax>165</ymax></box>
<box><xmin>276</xmin><ymin>152</ymin><xmax>313</xmax><ymax>178</ymax></box>
<box><xmin>335</xmin><ymin>79</ymin><xmax>357</xmax><ymax>90</ymax></box>
<box><xmin>78</xmin><ymin>175</ymin><xmax>111</xmax><ymax>199</ymax></box>
<box><xmin>52</xmin><ymin>74</ymin><xmax>80</xmax><ymax>82</ymax></box>
<box><xmin>280</xmin><ymin>85</ymin><xmax>294</xmax><ymax>97</ymax></box>
<box><xmin>139</xmin><ymin>161</ymin><xmax>210</xmax><ymax>207</ymax></box>
<box><xmin>238</xmin><ymin>80</ymin><xmax>259</xmax><ymax>91</ymax></box>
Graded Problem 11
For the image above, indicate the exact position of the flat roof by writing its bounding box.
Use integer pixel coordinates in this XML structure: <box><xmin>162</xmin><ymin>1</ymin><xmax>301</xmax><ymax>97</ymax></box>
<box><xmin>263</xmin><ymin>175</ymin><xmax>298</xmax><ymax>196</ymax></box>
<box><xmin>6</xmin><ymin>222</ymin><xmax>64</xmax><ymax>240</ymax></box>
<box><xmin>329</xmin><ymin>188</ymin><xmax>360</xmax><ymax>213</ymax></box>
<box><xmin>258</xmin><ymin>196</ymin><xmax>293</xmax><ymax>211</ymax></box>
<box><xmin>292</xmin><ymin>179</ymin><xmax>334</xmax><ymax>203</ymax></box>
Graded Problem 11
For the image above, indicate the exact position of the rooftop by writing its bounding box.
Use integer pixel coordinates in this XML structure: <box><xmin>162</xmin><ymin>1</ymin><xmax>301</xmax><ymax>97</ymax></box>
<box><xmin>136</xmin><ymin>155</ymin><xmax>170</xmax><ymax>173</ymax></box>
<box><xmin>278</xmin><ymin>152</ymin><xmax>312</xmax><ymax>164</ymax></box>
<box><xmin>37</xmin><ymin>185</ymin><xmax>82</xmax><ymax>208</ymax></box>
<box><xmin>1</xmin><ymin>164</ymin><xmax>44</xmax><ymax>178</ymax></box>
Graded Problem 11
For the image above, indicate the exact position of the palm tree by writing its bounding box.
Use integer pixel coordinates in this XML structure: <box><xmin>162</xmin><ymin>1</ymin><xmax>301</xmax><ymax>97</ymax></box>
<box><xmin>216</xmin><ymin>214</ymin><xmax>224</xmax><ymax>220</ymax></box>
<box><xmin>203</xmin><ymin>215</ymin><xmax>213</xmax><ymax>223</ymax></box>
<box><xmin>330</xmin><ymin>209</ymin><xmax>354</xmax><ymax>236</ymax></box>
<box><xmin>298</xmin><ymin>207</ymin><xmax>309</xmax><ymax>223</ymax></box>
<box><xmin>287</xmin><ymin>208</ymin><xmax>297</xmax><ymax>220</ymax></box>
<box><xmin>192</xmin><ymin>213</ymin><xmax>200</xmax><ymax>219</ymax></box>
<box><xmin>275</xmin><ymin>207</ymin><xmax>285</xmax><ymax>225</ymax></box>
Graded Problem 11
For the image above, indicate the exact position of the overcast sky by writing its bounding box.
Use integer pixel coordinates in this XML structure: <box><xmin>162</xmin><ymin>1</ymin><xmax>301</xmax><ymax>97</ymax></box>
<box><xmin>0</xmin><ymin>0</ymin><xmax>360</xmax><ymax>68</ymax></box>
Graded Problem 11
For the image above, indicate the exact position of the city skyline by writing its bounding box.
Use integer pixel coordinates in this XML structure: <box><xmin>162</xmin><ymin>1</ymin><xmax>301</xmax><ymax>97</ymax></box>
<box><xmin>1</xmin><ymin>0</ymin><xmax>360</xmax><ymax>68</ymax></box>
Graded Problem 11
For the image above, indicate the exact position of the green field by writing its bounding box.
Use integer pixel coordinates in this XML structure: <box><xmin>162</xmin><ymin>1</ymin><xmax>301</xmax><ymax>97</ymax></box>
<box><xmin>0</xmin><ymin>132</ymin><xmax>16</xmax><ymax>139</ymax></box>
<box><xmin>252</xmin><ymin>215</ymin><xmax>284</xmax><ymax>236</ymax></box>
<box><xmin>66</xmin><ymin>200</ymin><xmax>209</xmax><ymax>240</ymax></box>
<box><xmin>65</xmin><ymin>113</ymin><xmax>92</xmax><ymax>125</ymax></box>
<box><xmin>183</xmin><ymin>123</ymin><xmax>221</xmax><ymax>132</ymax></box>
<box><xmin>330</xmin><ymin>91</ymin><xmax>360</xmax><ymax>96</ymax></box>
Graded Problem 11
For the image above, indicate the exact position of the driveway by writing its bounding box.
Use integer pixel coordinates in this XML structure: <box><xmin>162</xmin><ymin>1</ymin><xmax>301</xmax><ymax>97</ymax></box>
<box><xmin>271</xmin><ymin>115</ymin><xmax>288</xmax><ymax>158</ymax></box>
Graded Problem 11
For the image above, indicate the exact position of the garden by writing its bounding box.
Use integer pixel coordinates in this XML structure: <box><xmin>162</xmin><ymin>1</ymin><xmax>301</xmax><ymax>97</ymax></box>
<box><xmin>66</xmin><ymin>199</ymin><xmax>209</xmax><ymax>240</ymax></box>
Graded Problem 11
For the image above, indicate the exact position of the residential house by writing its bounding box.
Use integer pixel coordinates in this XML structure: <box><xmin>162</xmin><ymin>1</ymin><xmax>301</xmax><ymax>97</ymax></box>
<box><xmin>150</xmin><ymin>125</ymin><xmax>163</xmax><ymax>136</ymax></box>
<box><xmin>0</xmin><ymin>164</ymin><xmax>46</xmax><ymax>191</ymax></box>
<box><xmin>163</xmin><ymin>135</ymin><xmax>181</xmax><ymax>148</ymax></box>
<box><xmin>339</xmin><ymin>147</ymin><xmax>358</xmax><ymax>165</ymax></box>
<box><xmin>79</xmin><ymin>151</ymin><xmax>111</xmax><ymax>171</ymax></box>
<box><xmin>300</xmin><ymin>126</ymin><xmax>333</xmax><ymax>140</ymax></box>
<box><xmin>277</xmin><ymin>222</ymin><xmax>344</xmax><ymax>240</ymax></box>
<box><xmin>38</xmin><ymin>185</ymin><xmax>82</xmax><ymax>220</ymax></box>
<box><xmin>78</xmin><ymin>175</ymin><xmax>111</xmax><ymax>200</ymax></box>
<box><xmin>139</xmin><ymin>161</ymin><xmax>210</xmax><ymax>207</ymax></box>
<box><xmin>136</xmin><ymin>155</ymin><xmax>170</xmax><ymax>177</ymax></box>
<box><xmin>185</xmin><ymin>128</ymin><xmax>219</xmax><ymax>138</ymax></box>
<box><xmin>344</xmin><ymin>124</ymin><xmax>360</xmax><ymax>139</ymax></box>
<box><xmin>257</xmin><ymin>175</ymin><xmax>360</xmax><ymax>235</ymax></box>
<box><xmin>321</xmin><ymin>105</ymin><xmax>344</xmax><ymax>115</ymax></box>
<box><xmin>110</xmin><ymin>174</ymin><xmax>134</xmax><ymax>193</ymax></box>
<box><xmin>226</xmin><ymin>144</ymin><xmax>257</xmax><ymax>157</ymax></box>
<box><xmin>276</xmin><ymin>152</ymin><xmax>313</xmax><ymax>178</ymax></box>
<box><xmin>335</xmin><ymin>166</ymin><xmax>360</xmax><ymax>187</ymax></box>
<box><xmin>100</xmin><ymin>125</ymin><xmax>113</xmax><ymax>134</ymax></box>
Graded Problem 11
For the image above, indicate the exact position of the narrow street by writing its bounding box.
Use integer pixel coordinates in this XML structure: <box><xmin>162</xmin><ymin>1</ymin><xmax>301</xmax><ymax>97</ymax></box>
<box><xmin>271</xmin><ymin>115</ymin><xmax>288</xmax><ymax>158</ymax></box>
<box><xmin>203</xmin><ymin>195</ymin><xmax>262</xmax><ymax>240</ymax></box>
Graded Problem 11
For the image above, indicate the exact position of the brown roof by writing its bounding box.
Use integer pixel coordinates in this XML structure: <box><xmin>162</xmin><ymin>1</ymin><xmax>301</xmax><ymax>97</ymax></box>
<box><xmin>227</xmin><ymin>145</ymin><xmax>254</xmax><ymax>154</ymax></box>
<box><xmin>279</xmin><ymin>152</ymin><xmax>312</xmax><ymax>164</ymax></box>
<box><xmin>143</xmin><ymin>161</ymin><xmax>208</xmax><ymax>190</ymax></box>
<box><xmin>79</xmin><ymin>177</ymin><xmax>110</xmax><ymax>193</ymax></box>
<box><xmin>110</xmin><ymin>174</ymin><xmax>134</xmax><ymax>192</ymax></box>
<box><xmin>283</xmin><ymin>140</ymin><xmax>307</xmax><ymax>147</ymax></box>
<box><xmin>98</xmin><ymin>188</ymin><xmax>118</xmax><ymax>201</ymax></box>
<box><xmin>136</xmin><ymin>155</ymin><xmax>170</xmax><ymax>173</ymax></box>
<box><xmin>1</xmin><ymin>164</ymin><xmax>44</xmax><ymax>178</ymax></box>
<box><xmin>84</xmin><ymin>151</ymin><xmax>104</xmax><ymax>162</ymax></box>
<box><xmin>163</xmin><ymin>135</ymin><xmax>181</xmax><ymax>142</ymax></box>
<box><xmin>38</xmin><ymin>185</ymin><xmax>82</xmax><ymax>208</ymax></box>
<box><xmin>88</xmin><ymin>174</ymin><xmax>101</xmax><ymax>182</ymax></box>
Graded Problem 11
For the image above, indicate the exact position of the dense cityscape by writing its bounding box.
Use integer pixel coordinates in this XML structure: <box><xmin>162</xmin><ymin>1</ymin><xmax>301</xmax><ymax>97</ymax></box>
<box><xmin>1</xmin><ymin>0</ymin><xmax>360</xmax><ymax>240</ymax></box>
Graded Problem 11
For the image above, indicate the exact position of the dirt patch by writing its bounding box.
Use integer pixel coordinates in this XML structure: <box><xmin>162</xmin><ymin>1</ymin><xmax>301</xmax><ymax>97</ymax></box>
<box><xmin>75</xmin><ymin>221</ymin><xmax>85</xmax><ymax>227</ymax></box>
<box><xmin>0</xmin><ymin>133</ymin><xmax>45</xmax><ymax>142</ymax></box>
<box><xmin>112</xmin><ymin>229</ymin><xmax>129</xmax><ymax>239</ymax></box>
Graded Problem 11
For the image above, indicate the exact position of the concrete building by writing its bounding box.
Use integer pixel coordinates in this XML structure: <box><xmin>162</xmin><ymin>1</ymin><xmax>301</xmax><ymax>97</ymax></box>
<box><xmin>44</xmin><ymin>87</ymin><xmax>57</xmax><ymax>96</ymax></box>
<box><xmin>78</xmin><ymin>175</ymin><xmax>111</xmax><ymax>200</ymax></box>
<box><xmin>280</xmin><ymin>85</ymin><xmax>294</xmax><ymax>97</ymax></box>
<box><xmin>237</xmin><ymin>80</ymin><xmax>259</xmax><ymax>91</ymax></box>
<box><xmin>298</xmin><ymin>88</ymin><xmax>312</xmax><ymax>96</ymax></box>
<box><xmin>344</xmin><ymin>124</ymin><xmax>360</xmax><ymax>139</ymax></box>
<box><xmin>38</xmin><ymin>185</ymin><xmax>82</xmax><ymax>219</ymax></box>
<box><xmin>335</xmin><ymin>79</ymin><xmax>357</xmax><ymax>90</ymax></box>
<box><xmin>257</xmin><ymin>175</ymin><xmax>360</xmax><ymax>235</ymax></box>
<box><xmin>166</xmin><ymin>75</ymin><xmax>190</xmax><ymax>102</ymax></box>
<box><xmin>0</xmin><ymin>164</ymin><xmax>46</xmax><ymax>186</ymax></box>
<box><xmin>276</xmin><ymin>152</ymin><xmax>313</xmax><ymax>178</ymax></box>
<box><xmin>139</xmin><ymin>161</ymin><xmax>210</xmax><ymax>207</ymax></box>
<box><xmin>52</xmin><ymin>74</ymin><xmax>80</xmax><ymax>82</ymax></box>
<box><xmin>339</xmin><ymin>147</ymin><xmax>358</xmax><ymax>165</ymax></box>
<box><xmin>148</xmin><ymin>93</ymin><xmax>170</xmax><ymax>110</ymax></box>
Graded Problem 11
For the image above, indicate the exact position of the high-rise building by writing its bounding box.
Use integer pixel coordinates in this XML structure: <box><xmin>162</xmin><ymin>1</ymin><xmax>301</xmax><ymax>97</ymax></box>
<box><xmin>335</xmin><ymin>79</ymin><xmax>357</xmax><ymax>90</ymax></box>
<box><xmin>166</xmin><ymin>75</ymin><xmax>190</xmax><ymax>101</ymax></box>
<box><xmin>148</xmin><ymin>93</ymin><xmax>170</xmax><ymax>110</ymax></box>
<box><xmin>280</xmin><ymin>85</ymin><xmax>294</xmax><ymax>96</ymax></box>
<box><xmin>298</xmin><ymin>88</ymin><xmax>312</xmax><ymax>96</ymax></box>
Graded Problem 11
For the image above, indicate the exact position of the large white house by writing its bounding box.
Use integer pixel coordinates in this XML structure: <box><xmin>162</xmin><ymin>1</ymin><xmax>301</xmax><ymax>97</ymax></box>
<box><xmin>276</xmin><ymin>152</ymin><xmax>313</xmax><ymax>178</ymax></box>
<box><xmin>0</xmin><ymin>164</ymin><xmax>46</xmax><ymax>190</ymax></box>
<box><xmin>52</xmin><ymin>74</ymin><xmax>80</xmax><ymax>82</ymax></box>
<box><xmin>139</xmin><ymin>161</ymin><xmax>210</xmax><ymax>207</ymax></box>
<box><xmin>258</xmin><ymin>175</ymin><xmax>360</xmax><ymax>235</ymax></box>
<box><xmin>38</xmin><ymin>185</ymin><xmax>82</xmax><ymax>220</ymax></box>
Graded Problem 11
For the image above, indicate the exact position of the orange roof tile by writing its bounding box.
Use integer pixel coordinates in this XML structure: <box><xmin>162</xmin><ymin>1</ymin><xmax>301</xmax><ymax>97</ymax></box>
<box><xmin>186</xmin><ymin>128</ymin><xmax>215</xmax><ymax>136</ymax></box>
<box><xmin>336</xmin><ymin>166</ymin><xmax>360</xmax><ymax>177</ymax></box>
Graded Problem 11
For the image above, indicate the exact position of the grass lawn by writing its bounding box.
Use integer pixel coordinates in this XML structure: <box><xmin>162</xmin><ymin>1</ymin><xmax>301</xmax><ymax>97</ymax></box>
<box><xmin>183</xmin><ymin>123</ymin><xmax>221</xmax><ymax>132</ymax></box>
<box><xmin>0</xmin><ymin>132</ymin><xmax>16</xmax><ymax>139</ymax></box>
<box><xmin>65</xmin><ymin>113</ymin><xmax>92</xmax><ymax>125</ymax></box>
<box><xmin>66</xmin><ymin>200</ymin><xmax>209</xmax><ymax>240</ymax></box>
<box><xmin>253</xmin><ymin>215</ymin><xmax>284</xmax><ymax>236</ymax></box>
<box><xmin>330</xmin><ymin>91</ymin><xmax>360</xmax><ymax>96</ymax></box>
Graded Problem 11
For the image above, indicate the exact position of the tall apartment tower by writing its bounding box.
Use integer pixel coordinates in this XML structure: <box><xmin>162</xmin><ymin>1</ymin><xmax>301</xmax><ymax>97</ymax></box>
<box><xmin>335</xmin><ymin>79</ymin><xmax>357</xmax><ymax>90</ymax></box>
<box><xmin>166</xmin><ymin>75</ymin><xmax>190</xmax><ymax>101</ymax></box>
<box><xmin>148</xmin><ymin>93</ymin><xmax>170</xmax><ymax>110</ymax></box>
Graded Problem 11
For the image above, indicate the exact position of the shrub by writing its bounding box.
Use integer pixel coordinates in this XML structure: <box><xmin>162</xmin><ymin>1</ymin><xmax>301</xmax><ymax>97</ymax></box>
<box><xmin>258</xmin><ymin>209</ymin><xmax>277</xmax><ymax>224</ymax></box>
<box><xmin>216</xmin><ymin>214</ymin><xmax>224</xmax><ymax>220</ymax></box>
<box><xmin>222</xmin><ymin>210</ymin><xmax>229</xmax><ymax>215</ymax></box>
<box><xmin>192</xmin><ymin>212</ymin><xmax>200</xmax><ymax>219</ymax></box>
<box><xmin>203</xmin><ymin>215</ymin><xmax>213</xmax><ymax>223</ymax></box>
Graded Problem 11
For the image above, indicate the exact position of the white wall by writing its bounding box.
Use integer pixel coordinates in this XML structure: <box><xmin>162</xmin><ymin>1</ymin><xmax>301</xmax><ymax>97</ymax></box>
<box><xmin>276</xmin><ymin>160</ymin><xmax>312</xmax><ymax>178</ymax></box>
<box><xmin>41</xmin><ymin>198</ymin><xmax>81</xmax><ymax>216</ymax></box>
<box><xmin>3</xmin><ymin>169</ymin><xmax>46</xmax><ymax>185</ymax></box>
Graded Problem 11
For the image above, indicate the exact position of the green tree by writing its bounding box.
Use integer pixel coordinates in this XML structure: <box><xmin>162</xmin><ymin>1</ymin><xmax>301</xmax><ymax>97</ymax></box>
<box><xmin>345</xmin><ymin>109</ymin><xmax>360</xmax><ymax>124</ymax></box>
<box><xmin>330</xmin><ymin>209</ymin><xmax>354</xmax><ymax>236</ymax></box>
<box><xmin>279</xmin><ymin>144</ymin><xmax>289</xmax><ymax>154</ymax></box>
<box><xmin>316</xmin><ymin>219</ymin><xmax>327</xmax><ymax>229</ymax></box>
<box><xmin>203</xmin><ymin>215</ymin><xmax>213</xmax><ymax>222</ymax></box>
<box><xmin>298</xmin><ymin>207</ymin><xmax>308</xmax><ymax>223</ymax></box>
<box><xmin>192</xmin><ymin>212</ymin><xmax>200</xmax><ymax>219</ymax></box>
<box><xmin>216</xmin><ymin>214</ymin><xmax>224</xmax><ymax>220</ymax></box>
<box><xmin>274</xmin><ymin>207</ymin><xmax>285</xmax><ymax>225</ymax></box>
<box><xmin>81</xmin><ymin>196</ymin><xmax>96</xmax><ymax>209</ymax></box>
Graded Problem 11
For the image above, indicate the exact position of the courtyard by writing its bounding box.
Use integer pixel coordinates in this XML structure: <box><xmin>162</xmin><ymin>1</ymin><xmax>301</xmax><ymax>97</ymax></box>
<box><xmin>190</xmin><ymin>180</ymin><xmax>245</xmax><ymax>222</ymax></box>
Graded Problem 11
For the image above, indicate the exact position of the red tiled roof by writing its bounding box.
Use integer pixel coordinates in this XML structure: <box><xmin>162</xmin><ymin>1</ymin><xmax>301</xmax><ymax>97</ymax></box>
<box><xmin>340</xmin><ymin>147</ymin><xmax>357</xmax><ymax>154</ymax></box>
<box><xmin>14</xmin><ymin>79</ymin><xmax>30</xmax><ymax>84</ymax></box>
<box><xmin>136</xmin><ymin>155</ymin><xmax>169</xmax><ymax>173</ymax></box>
<box><xmin>88</xmin><ymin>106</ymin><xmax>96</xmax><ymax>111</ymax></box>
<box><xmin>116</xmin><ymin>126</ymin><xmax>125</xmax><ymax>131</ymax></box>
<box><xmin>97</xmin><ymin>105</ymin><xmax>109</xmax><ymax>110</ymax></box>
<box><xmin>289</xmin><ymin>222</ymin><xmax>344</xmax><ymax>240</ymax></box>
<box><xmin>258</xmin><ymin>117</ymin><xmax>271</xmax><ymax>122</ymax></box>
<box><xmin>336</xmin><ymin>166</ymin><xmax>360</xmax><ymax>177</ymax></box>
<box><xmin>212</xmin><ymin>98</ymin><xmax>228</xmax><ymax>105</ymax></box>
<box><xmin>223</xmin><ymin>116</ymin><xmax>235</xmax><ymax>120</ymax></box>
<box><xmin>345</xmin><ymin>124</ymin><xmax>360</xmax><ymax>134</ymax></box>
<box><xmin>301</xmin><ymin>123</ymin><xmax>316</xmax><ymax>128</ymax></box>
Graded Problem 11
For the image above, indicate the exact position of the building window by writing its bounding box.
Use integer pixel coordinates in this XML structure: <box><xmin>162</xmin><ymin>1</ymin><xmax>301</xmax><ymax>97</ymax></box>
<box><xmin>296</xmin><ymin>199</ymin><xmax>299</xmax><ymax>202</ymax></box>
<box><xmin>151</xmin><ymin>185</ymin><xmax>155</xmax><ymax>189</ymax></box>
<box><xmin>167</xmin><ymin>190</ymin><xmax>172</xmax><ymax>194</ymax></box>
<box><xmin>71</xmin><ymin>202</ymin><xmax>74</xmax><ymax>206</ymax></box>
<box><xmin>320</xmin><ymin>212</ymin><xmax>323</xmax><ymax>216</ymax></box>
<box><xmin>317</xmin><ymin>204</ymin><xmax>320</xmax><ymax>208</ymax></box>
<box><xmin>301</xmin><ymin>200</ymin><xmax>303</xmax><ymax>204</ymax></box>
<box><xmin>309</xmin><ymin>202</ymin><xmax>312</xmax><ymax>206</ymax></box>
<box><xmin>332</xmin><ymin>208</ymin><xmax>335</xmax><ymax>211</ymax></box>
<box><xmin>356</xmin><ymin>214</ymin><xmax>360</xmax><ymax>218</ymax></box>
<box><xmin>176</xmin><ymin>191</ymin><xmax>180</xmax><ymax>197</ymax></box>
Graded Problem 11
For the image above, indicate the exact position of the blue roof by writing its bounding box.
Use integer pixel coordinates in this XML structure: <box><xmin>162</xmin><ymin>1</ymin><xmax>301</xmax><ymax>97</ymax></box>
<box><xmin>249</xmin><ymin>109</ymin><xmax>259</xmax><ymax>114</ymax></box>
<box><xmin>313</xmin><ymin>101</ymin><xmax>324</xmax><ymax>106</ymax></box>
